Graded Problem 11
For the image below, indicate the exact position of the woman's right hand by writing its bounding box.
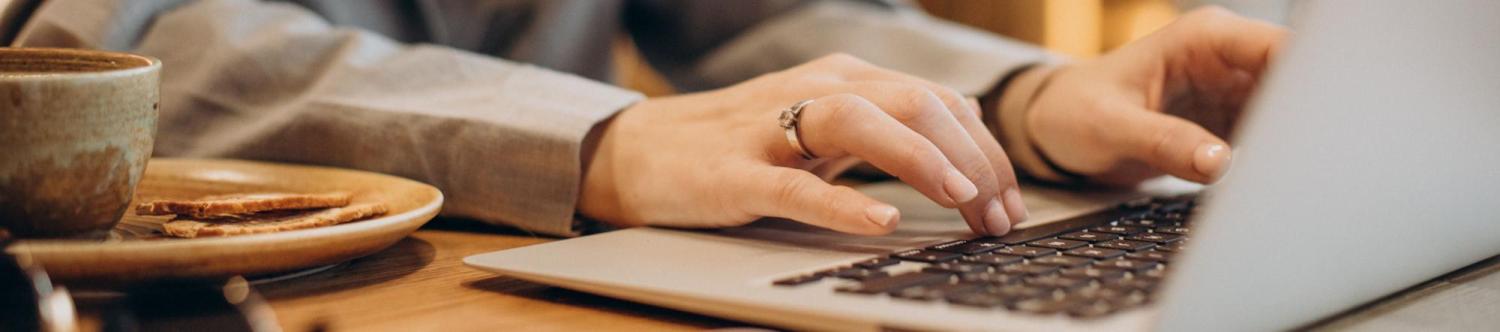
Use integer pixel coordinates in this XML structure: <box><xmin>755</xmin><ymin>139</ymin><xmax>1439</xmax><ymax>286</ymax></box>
<box><xmin>578</xmin><ymin>54</ymin><xmax>1029</xmax><ymax>236</ymax></box>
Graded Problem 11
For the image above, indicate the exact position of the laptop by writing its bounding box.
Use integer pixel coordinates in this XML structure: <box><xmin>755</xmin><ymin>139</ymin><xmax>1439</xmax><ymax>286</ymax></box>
<box><xmin>465</xmin><ymin>1</ymin><xmax>1500</xmax><ymax>330</ymax></box>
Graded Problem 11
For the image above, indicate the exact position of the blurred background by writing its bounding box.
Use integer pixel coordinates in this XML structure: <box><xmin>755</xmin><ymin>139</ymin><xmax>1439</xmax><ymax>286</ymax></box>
<box><xmin>616</xmin><ymin>0</ymin><xmax>1291</xmax><ymax>97</ymax></box>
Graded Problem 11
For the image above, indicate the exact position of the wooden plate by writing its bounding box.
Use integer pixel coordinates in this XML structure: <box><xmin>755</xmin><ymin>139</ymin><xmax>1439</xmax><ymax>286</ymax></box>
<box><xmin>5</xmin><ymin>158</ymin><xmax>443</xmax><ymax>284</ymax></box>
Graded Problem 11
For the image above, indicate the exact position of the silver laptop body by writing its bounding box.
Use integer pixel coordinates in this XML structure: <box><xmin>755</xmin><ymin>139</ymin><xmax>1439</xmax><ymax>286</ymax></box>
<box><xmin>466</xmin><ymin>1</ymin><xmax>1500</xmax><ymax>330</ymax></box>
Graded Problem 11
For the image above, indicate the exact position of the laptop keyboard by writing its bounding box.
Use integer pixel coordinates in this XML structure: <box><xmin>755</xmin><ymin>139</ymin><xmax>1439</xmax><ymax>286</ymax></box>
<box><xmin>771</xmin><ymin>194</ymin><xmax>1198</xmax><ymax>319</ymax></box>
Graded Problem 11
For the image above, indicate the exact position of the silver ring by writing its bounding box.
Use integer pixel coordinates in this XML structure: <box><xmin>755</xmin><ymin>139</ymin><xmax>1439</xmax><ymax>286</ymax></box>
<box><xmin>778</xmin><ymin>99</ymin><xmax>818</xmax><ymax>160</ymax></box>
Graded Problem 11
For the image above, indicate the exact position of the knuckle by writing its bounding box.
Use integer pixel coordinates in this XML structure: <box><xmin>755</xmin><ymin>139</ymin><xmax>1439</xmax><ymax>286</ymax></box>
<box><xmin>937</xmin><ymin>87</ymin><xmax>977</xmax><ymax>118</ymax></box>
<box><xmin>819</xmin><ymin>93</ymin><xmax>874</xmax><ymax>123</ymax></box>
<box><xmin>819</xmin><ymin>187</ymin><xmax>859</xmax><ymax>222</ymax></box>
<box><xmin>1149</xmin><ymin>121</ymin><xmax>1190</xmax><ymax>158</ymax></box>
<box><xmin>1086</xmin><ymin>96</ymin><xmax>1117</xmax><ymax>113</ymax></box>
<box><xmin>900</xmin><ymin>144</ymin><xmax>948</xmax><ymax>175</ymax></box>
<box><xmin>769</xmin><ymin>171</ymin><xmax>813</xmax><ymax>205</ymax></box>
<box><xmin>954</xmin><ymin>158</ymin><xmax>998</xmax><ymax>190</ymax></box>
<box><xmin>1079</xmin><ymin>101</ymin><xmax>1117</xmax><ymax>138</ymax></box>
<box><xmin>1081</xmin><ymin>100</ymin><xmax>1118</xmax><ymax>129</ymax></box>
<box><xmin>816</xmin><ymin>52</ymin><xmax>866</xmax><ymax>67</ymax></box>
<box><xmin>823</xmin><ymin>92</ymin><xmax>867</xmax><ymax>106</ymax></box>
<box><xmin>1185</xmin><ymin>6</ymin><xmax>1233</xmax><ymax>22</ymax></box>
<box><xmin>884</xmin><ymin>85</ymin><xmax>946</xmax><ymax>123</ymax></box>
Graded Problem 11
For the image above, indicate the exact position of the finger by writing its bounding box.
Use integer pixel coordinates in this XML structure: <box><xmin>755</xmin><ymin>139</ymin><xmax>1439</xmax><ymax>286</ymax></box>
<box><xmin>845</xmin><ymin>64</ymin><xmax>1029</xmax><ymax>229</ymax></box>
<box><xmin>793</xmin><ymin>94</ymin><xmax>991</xmax><ymax>235</ymax></box>
<box><xmin>966</xmin><ymin>98</ymin><xmax>1028</xmax><ymax>225</ymax></box>
<box><xmin>839</xmin><ymin>81</ymin><xmax>1019</xmax><ymax>234</ymax></box>
<box><xmin>793</xmin><ymin>94</ymin><xmax>979</xmax><ymax>209</ymax></box>
<box><xmin>738</xmin><ymin>166</ymin><xmax>898</xmax><ymax>235</ymax></box>
<box><xmin>807</xmin><ymin>55</ymin><xmax>1024</xmax><ymax>234</ymax></box>
<box><xmin>1179</xmin><ymin>6</ymin><xmax>1291</xmax><ymax>73</ymax></box>
<box><xmin>1101</xmin><ymin>106</ymin><xmax>1232</xmax><ymax>183</ymax></box>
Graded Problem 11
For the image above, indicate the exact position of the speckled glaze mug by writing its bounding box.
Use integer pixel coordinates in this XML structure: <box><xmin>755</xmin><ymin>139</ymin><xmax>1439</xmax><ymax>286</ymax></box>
<box><xmin>0</xmin><ymin>48</ymin><xmax>160</xmax><ymax>238</ymax></box>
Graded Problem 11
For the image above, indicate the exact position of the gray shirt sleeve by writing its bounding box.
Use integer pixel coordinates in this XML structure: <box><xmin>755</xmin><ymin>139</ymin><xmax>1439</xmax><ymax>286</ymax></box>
<box><xmin>631</xmin><ymin>0</ymin><xmax>1059</xmax><ymax>95</ymax></box>
<box><xmin>15</xmin><ymin>0</ymin><xmax>642</xmax><ymax>236</ymax></box>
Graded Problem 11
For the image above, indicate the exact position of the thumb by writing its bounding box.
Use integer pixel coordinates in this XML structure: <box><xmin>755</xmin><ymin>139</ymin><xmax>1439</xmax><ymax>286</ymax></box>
<box><xmin>739</xmin><ymin>166</ymin><xmax>899</xmax><ymax>235</ymax></box>
<box><xmin>1101</xmin><ymin>108</ymin><xmax>1232</xmax><ymax>183</ymax></box>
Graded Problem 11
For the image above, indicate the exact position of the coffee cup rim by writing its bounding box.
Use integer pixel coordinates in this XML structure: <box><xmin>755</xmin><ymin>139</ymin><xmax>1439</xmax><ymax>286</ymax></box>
<box><xmin>0</xmin><ymin>47</ymin><xmax>160</xmax><ymax>80</ymax></box>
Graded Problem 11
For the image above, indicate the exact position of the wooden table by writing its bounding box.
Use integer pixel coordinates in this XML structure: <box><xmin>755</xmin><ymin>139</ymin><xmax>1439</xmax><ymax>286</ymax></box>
<box><xmin>255</xmin><ymin>218</ymin><xmax>1500</xmax><ymax>332</ymax></box>
<box><xmin>255</xmin><ymin>219</ymin><xmax>735</xmax><ymax>331</ymax></box>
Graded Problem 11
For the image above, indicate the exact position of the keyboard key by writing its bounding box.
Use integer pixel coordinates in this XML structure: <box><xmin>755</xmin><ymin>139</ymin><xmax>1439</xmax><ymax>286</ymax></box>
<box><xmin>994</xmin><ymin>246</ymin><xmax>1058</xmax><ymax>258</ymax></box>
<box><xmin>889</xmin><ymin>286</ymin><xmax>942</xmax><ymax>301</ymax></box>
<box><xmin>1073</xmin><ymin>289</ymin><xmax>1149</xmax><ymax>312</ymax></box>
<box><xmin>945</xmin><ymin>291</ymin><xmax>1011</xmax><ymax>308</ymax></box>
<box><xmin>1025</xmin><ymin>275</ymin><xmax>1091</xmax><ymax>290</ymax></box>
<box><xmin>928</xmin><ymin>239</ymin><xmax>1006</xmax><ymax>255</ymax></box>
<box><xmin>1155</xmin><ymin>226</ymin><xmax>1191</xmax><ymax>235</ymax></box>
<box><xmin>1029</xmin><ymin>238</ymin><xmax>1089</xmax><ymax>250</ymax></box>
<box><xmin>962</xmin><ymin>254</ymin><xmax>1025</xmax><ymax>266</ymax></box>
<box><xmin>811</xmin><ymin>267</ymin><xmax>843</xmax><ymax>277</ymax></box>
<box><xmin>1066</xmin><ymin>300</ymin><xmax>1119</xmax><ymax>318</ymax></box>
<box><xmin>1059</xmin><ymin>267</ymin><xmax>1127</xmax><ymax>280</ymax></box>
<box><xmin>854</xmin><ymin>257</ymin><xmax>901</xmax><ymax>269</ymax></box>
<box><xmin>1119</xmin><ymin>219</ymin><xmax>1179</xmax><ymax>228</ymax></box>
<box><xmin>991</xmin><ymin>284</ymin><xmax>1052</xmax><ymax>300</ymax></box>
<box><xmin>1160</xmin><ymin>201</ymin><xmax>1192</xmax><ymax>214</ymax></box>
<box><xmin>1091</xmin><ymin>225</ymin><xmax>1150</xmax><ymax>235</ymax></box>
<box><xmin>1138</xmin><ymin>267</ymin><xmax>1168</xmax><ymax>280</ymax></box>
<box><xmin>1157</xmin><ymin>242</ymin><xmax>1189</xmax><ymax>252</ymax></box>
<box><xmin>1012</xmin><ymin>297</ymin><xmax>1077</xmax><ymax>314</ymax></box>
<box><xmin>833</xmin><ymin>268</ymin><xmax>890</xmax><ymax>280</ymax></box>
<box><xmin>1095</xmin><ymin>258</ymin><xmax>1160</xmax><ymax>272</ymax></box>
<box><xmin>1095</xmin><ymin>240</ymin><xmax>1157</xmax><ymax>251</ymax></box>
<box><xmin>945</xmin><ymin>284</ymin><xmax>1049</xmax><ymax>307</ymax></box>
<box><xmin>1103</xmin><ymin>277</ymin><xmax>1159</xmax><ymax>292</ymax></box>
<box><xmin>923</xmin><ymin>262</ymin><xmax>991</xmax><ymax>274</ymax></box>
<box><xmin>980</xmin><ymin>227</ymin><xmax>1068</xmax><ymax>245</ymax></box>
<box><xmin>1031</xmin><ymin>255</ymin><xmax>1093</xmax><ymax>268</ymax></box>
<box><xmin>1000</xmin><ymin>264</ymin><xmax>1062</xmax><ymax>276</ymax></box>
<box><xmin>959</xmin><ymin>271</ymin><xmax>1024</xmax><ymax>285</ymax></box>
<box><xmin>926</xmin><ymin>239</ymin><xmax>966</xmax><ymax>250</ymax></box>
<box><xmin>1119</xmin><ymin>197</ymin><xmax>1154</xmax><ymax>210</ymax></box>
<box><xmin>1059</xmin><ymin>231</ymin><xmax>1120</xmax><ymax>242</ymax></box>
<box><xmin>892</xmin><ymin>249</ymin><xmax>961</xmax><ymax>263</ymax></box>
<box><xmin>837</xmin><ymin>272</ymin><xmax>952</xmax><ymax>294</ymax></box>
<box><xmin>1118</xmin><ymin>211</ymin><xmax>1153</xmax><ymax>222</ymax></box>
<box><xmin>1064</xmin><ymin>247</ymin><xmax>1127</xmax><ymax>259</ymax></box>
<box><xmin>1127</xmin><ymin>233</ymin><xmax>1184</xmax><ymax>244</ymax></box>
<box><xmin>1126</xmin><ymin>250</ymin><xmax>1172</xmax><ymax>262</ymax></box>
<box><xmin>891</xmin><ymin>282</ymin><xmax>981</xmax><ymax>301</ymax></box>
<box><xmin>1074</xmin><ymin>286</ymin><xmax>1144</xmax><ymax>303</ymax></box>
<box><xmin>772</xmin><ymin>274</ymin><xmax>823</xmax><ymax>286</ymax></box>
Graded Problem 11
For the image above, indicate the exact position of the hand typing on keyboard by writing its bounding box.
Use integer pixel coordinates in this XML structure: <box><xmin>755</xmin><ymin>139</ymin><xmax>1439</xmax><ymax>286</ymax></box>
<box><xmin>1003</xmin><ymin>8</ymin><xmax>1285</xmax><ymax>185</ymax></box>
<box><xmin>579</xmin><ymin>54</ymin><xmax>1030</xmax><ymax>236</ymax></box>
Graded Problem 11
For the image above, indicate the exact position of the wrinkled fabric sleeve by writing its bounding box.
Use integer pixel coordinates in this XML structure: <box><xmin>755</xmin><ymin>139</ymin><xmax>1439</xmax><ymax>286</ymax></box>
<box><xmin>16</xmin><ymin>0</ymin><xmax>642</xmax><ymax>236</ymax></box>
<box><xmin>631</xmin><ymin>0</ymin><xmax>1060</xmax><ymax>96</ymax></box>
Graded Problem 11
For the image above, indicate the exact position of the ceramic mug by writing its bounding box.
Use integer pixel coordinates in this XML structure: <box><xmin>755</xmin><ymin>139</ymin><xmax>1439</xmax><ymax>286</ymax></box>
<box><xmin>0</xmin><ymin>48</ymin><xmax>160</xmax><ymax>238</ymax></box>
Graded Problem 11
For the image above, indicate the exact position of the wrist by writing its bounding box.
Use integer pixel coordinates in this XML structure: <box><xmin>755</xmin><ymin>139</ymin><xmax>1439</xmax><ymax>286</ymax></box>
<box><xmin>988</xmin><ymin>65</ymin><xmax>1075</xmax><ymax>182</ymax></box>
<box><xmin>577</xmin><ymin>101</ymin><xmax>634</xmax><ymax>228</ymax></box>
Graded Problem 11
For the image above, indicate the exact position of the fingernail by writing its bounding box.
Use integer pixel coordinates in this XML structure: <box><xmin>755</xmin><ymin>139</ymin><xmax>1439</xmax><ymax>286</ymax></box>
<box><xmin>984</xmin><ymin>198</ymin><xmax>1011</xmax><ymax>235</ymax></box>
<box><xmin>1002</xmin><ymin>187</ymin><xmax>1029</xmax><ymax>223</ymax></box>
<box><xmin>865</xmin><ymin>204</ymin><xmax>900</xmax><ymax>227</ymax></box>
<box><xmin>942</xmin><ymin>168</ymin><xmax>979</xmax><ymax>204</ymax></box>
<box><xmin>1194</xmin><ymin>143</ymin><xmax>1232</xmax><ymax>182</ymax></box>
